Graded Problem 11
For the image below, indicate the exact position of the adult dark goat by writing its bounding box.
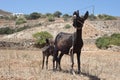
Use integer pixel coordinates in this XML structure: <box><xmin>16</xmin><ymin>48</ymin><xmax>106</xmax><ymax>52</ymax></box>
<box><xmin>53</xmin><ymin>10</ymin><xmax>89</xmax><ymax>74</ymax></box>
<box><xmin>42</xmin><ymin>39</ymin><xmax>54</xmax><ymax>69</ymax></box>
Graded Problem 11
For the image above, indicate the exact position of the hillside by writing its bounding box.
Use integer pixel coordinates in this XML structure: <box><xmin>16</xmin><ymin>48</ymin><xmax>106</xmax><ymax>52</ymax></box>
<box><xmin>0</xmin><ymin>9</ymin><xmax>12</xmax><ymax>16</ymax></box>
<box><xmin>1</xmin><ymin>18</ymin><xmax>120</xmax><ymax>40</ymax></box>
<box><xmin>0</xmin><ymin>17</ymin><xmax>120</xmax><ymax>50</ymax></box>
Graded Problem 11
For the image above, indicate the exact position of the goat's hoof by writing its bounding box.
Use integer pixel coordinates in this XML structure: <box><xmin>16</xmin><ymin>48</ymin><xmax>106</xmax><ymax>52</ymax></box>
<box><xmin>59</xmin><ymin>68</ymin><xmax>62</xmax><ymax>71</ymax></box>
<box><xmin>77</xmin><ymin>70</ymin><xmax>81</xmax><ymax>74</ymax></box>
<box><xmin>70</xmin><ymin>69</ymin><xmax>75</xmax><ymax>75</ymax></box>
<box><xmin>53</xmin><ymin>68</ymin><xmax>56</xmax><ymax>71</ymax></box>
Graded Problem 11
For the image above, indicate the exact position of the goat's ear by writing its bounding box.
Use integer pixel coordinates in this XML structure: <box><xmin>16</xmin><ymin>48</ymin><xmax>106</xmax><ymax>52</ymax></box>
<box><xmin>73</xmin><ymin>10</ymin><xmax>79</xmax><ymax>17</ymax></box>
<box><xmin>84</xmin><ymin>11</ymin><xmax>89</xmax><ymax>20</ymax></box>
<box><xmin>76</xmin><ymin>10</ymin><xmax>79</xmax><ymax>17</ymax></box>
<box><xmin>46</xmin><ymin>39</ymin><xmax>50</xmax><ymax>45</ymax></box>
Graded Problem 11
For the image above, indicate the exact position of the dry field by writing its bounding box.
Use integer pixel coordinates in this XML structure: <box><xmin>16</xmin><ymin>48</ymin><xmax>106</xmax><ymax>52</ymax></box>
<box><xmin>0</xmin><ymin>49</ymin><xmax>119</xmax><ymax>80</ymax></box>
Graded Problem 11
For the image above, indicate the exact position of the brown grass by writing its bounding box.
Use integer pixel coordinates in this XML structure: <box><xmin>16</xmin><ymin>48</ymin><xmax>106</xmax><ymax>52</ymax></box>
<box><xmin>0</xmin><ymin>49</ymin><xmax>119</xmax><ymax>80</ymax></box>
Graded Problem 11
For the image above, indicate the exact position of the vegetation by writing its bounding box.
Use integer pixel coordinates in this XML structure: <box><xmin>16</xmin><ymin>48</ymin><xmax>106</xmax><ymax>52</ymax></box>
<box><xmin>47</xmin><ymin>15</ymin><xmax>55</xmax><ymax>22</ymax></box>
<box><xmin>29</xmin><ymin>12</ymin><xmax>41</xmax><ymax>19</ymax></box>
<box><xmin>45</xmin><ymin>13</ymin><xmax>53</xmax><ymax>17</ymax></box>
<box><xmin>0</xmin><ymin>27</ymin><xmax>14</xmax><ymax>34</ymax></box>
<box><xmin>64</xmin><ymin>24</ymin><xmax>71</xmax><ymax>29</ymax></box>
<box><xmin>88</xmin><ymin>14</ymin><xmax>97</xmax><ymax>20</ymax></box>
<box><xmin>97</xmin><ymin>14</ymin><xmax>117</xmax><ymax>20</ymax></box>
<box><xmin>88</xmin><ymin>14</ymin><xmax>117</xmax><ymax>20</ymax></box>
<box><xmin>0</xmin><ymin>24</ymin><xmax>42</xmax><ymax>34</ymax></box>
<box><xmin>0</xmin><ymin>26</ymin><xmax>29</xmax><ymax>34</ymax></box>
<box><xmin>96</xmin><ymin>33</ymin><xmax>120</xmax><ymax>49</ymax></box>
<box><xmin>9</xmin><ymin>15</ymin><xmax>17</xmax><ymax>20</ymax></box>
<box><xmin>24</xmin><ymin>12</ymin><xmax>41</xmax><ymax>20</ymax></box>
<box><xmin>33</xmin><ymin>31</ymin><xmax>53</xmax><ymax>47</ymax></box>
<box><xmin>53</xmin><ymin>11</ymin><xmax>62</xmax><ymax>18</ymax></box>
<box><xmin>62</xmin><ymin>14</ymin><xmax>71</xmax><ymax>21</ymax></box>
<box><xmin>99</xmin><ymin>14</ymin><xmax>117</xmax><ymax>20</ymax></box>
<box><xmin>16</xmin><ymin>17</ymin><xmax>27</xmax><ymax>25</ymax></box>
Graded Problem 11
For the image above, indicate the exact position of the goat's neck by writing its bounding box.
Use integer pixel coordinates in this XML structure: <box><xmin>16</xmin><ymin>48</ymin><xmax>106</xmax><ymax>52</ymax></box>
<box><xmin>76</xmin><ymin>29</ymin><xmax>82</xmax><ymax>40</ymax></box>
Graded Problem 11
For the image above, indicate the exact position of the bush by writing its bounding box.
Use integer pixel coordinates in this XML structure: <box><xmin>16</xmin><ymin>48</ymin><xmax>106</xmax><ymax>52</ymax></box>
<box><xmin>63</xmin><ymin>14</ymin><xmax>71</xmax><ymax>21</ymax></box>
<box><xmin>29</xmin><ymin>12</ymin><xmax>41</xmax><ymax>19</ymax></box>
<box><xmin>0</xmin><ymin>27</ymin><xmax>14</xmax><ymax>34</ymax></box>
<box><xmin>45</xmin><ymin>13</ymin><xmax>53</xmax><ymax>17</ymax></box>
<box><xmin>88</xmin><ymin>14</ymin><xmax>97</xmax><ymax>20</ymax></box>
<box><xmin>97</xmin><ymin>14</ymin><xmax>117</xmax><ymax>20</ymax></box>
<box><xmin>33</xmin><ymin>31</ymin><xmax>53</xmax><ymax>47</ymax></box>
<box><xmin>110</xmin><ymin>33</ymin><xmax>120</xmax><ymax>46</ymax></box>
<box><xmin>96</xmin><ymin>33</ymin><xmax>120</xmax><ymax>49</ymax></box>
<box><xmin>16</xmin><ymin>25</ymin><xmax>30</xmax><ymax>32</ymax></box>
<box><xmin>16</xmin><ymin>17</ymin><xmax>27</xmax><ymax>25</ymax></box>
<box><xmin>53</xmin><ymin>11</ymin><xmax>62</xmax><ymax>18</ymax></box>
<box><xmin>96</xmin><ymin>37</ymin><xmax>110</xmax><ymax>49</ymax></box>
<box><xmin>48</xmin><ymin>15</ymin><xmax>55</xmax><ymax>22</ymax></box>
<box><xmin>24</xmin><ymin>14</ymin><xmax>31</xmax><ymax>20</ymax></box>
<box><xmin>64</xmin><ymin>24</ymin><xmax>71</xmax><ymax>29</ymax></box>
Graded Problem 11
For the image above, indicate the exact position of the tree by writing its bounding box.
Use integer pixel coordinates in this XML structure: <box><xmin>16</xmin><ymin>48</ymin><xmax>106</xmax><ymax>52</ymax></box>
<box><xmin>63</xmin><ymin>14</ymin><xmax>70</xmax><ymax>18</ymax></box>
<box><xmin>53</xmin><ymin>11</ymin><xmax>62</xmax><ymax>18</ymax></box>
<box><xmin>63</xmin><ymin>14</ymin><xmax>71</xmax><ymax>21</ymax></box>
<box><xmin>29</xmin><ymin>12</ymin><xmax>41</xmax><ymax>19</ymax></box>
<box><xmin>45</xmin><ymin>13</ymin><xmax>53</xmax><ymax>17</ymax></box>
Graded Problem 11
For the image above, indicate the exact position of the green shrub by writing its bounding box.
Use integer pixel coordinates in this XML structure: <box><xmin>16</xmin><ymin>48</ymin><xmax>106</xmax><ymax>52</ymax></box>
<box><xmin>110</xmin><ymin>33</ymin><xmax>120</xmax><ymax>46</ymax></box>
<box><xmin>16</xmin><ymin>17</ymin><xmax>27</xmax><ymax>25</ymax></box>
<box><xmin>111</xmin><ymin>33</ymin><xmax>120</xmax><ymax>38</ymax></box>
<box><xmin>48</xmin><ymin>15</ymin><xmax>55</xmax><ymax>22</ymax></box>
<box><xmin>96</xmin><ymin>33</ymin><xmax>120</xmax><ymax>49</ymax></box>
<box><xmin>16</xmin><ymin>25</ymin><xmax>30</xmax><ymax>32</ymax></box>
<box><xmin>63</xmin><ymin>14</ymin><xmax>71</xmax><ymax>21</ymax></box>
<box><xmin>53</xmin><ymin>11</ymin><xmax>62</xmax><ymax>18</ymax></box>
<box><xmin>64</xmin><ymin>24</ymin><xmax>71</xmax><ymax>29</ymax></box>
<box><xmin>45</xmin><ymin>13</ymin><xmax>53</xmax><ymax>17</ymax></box>
<box><xmin>29</xmin><ymin>12</ymin><xmax>41</xmax><ymax>19</ymax></box>
<box><xmin>97</xmin><ymin>14</ymin><xmax>117</xmax><ymax>20</ymax></box>
<box><xmin>0</xmin><ymin>16</ymin><xmax>10</xmax><ymax>20</ymax></box>
<box><xmin>0</xmin><ymin>27</ymin><xmax>14</xmax><ymax>34</ymax></box>
<box><xmin>96</xmin><ymin>37</ymin><xmax>110</xmax><ymax>49</ymax></box>
<box><xmin>24</xmin><ymin>14</ymin><xmax>31</xmax><ymax>20</ymax></box>
<box><xmin>88</xmin><ymin>14</ymin><xmax>97</xmax><ymax>20</ymax></box>
<box><xmin>33</xmin><ymin>31</ymin><xmax>53</xmax><ymax>47</ymax></box>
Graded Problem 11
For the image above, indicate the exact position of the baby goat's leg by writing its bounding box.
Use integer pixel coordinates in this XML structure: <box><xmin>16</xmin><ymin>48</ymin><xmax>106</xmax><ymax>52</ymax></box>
<box><xmin>42</xmin><ymin>53</ymin><xmax>45</xmax><ymax>69</ymax></box>
<box><xmin>46</xmin><ymin>55</ymin><xmax>49</xmax><ymax>69</ymax></box>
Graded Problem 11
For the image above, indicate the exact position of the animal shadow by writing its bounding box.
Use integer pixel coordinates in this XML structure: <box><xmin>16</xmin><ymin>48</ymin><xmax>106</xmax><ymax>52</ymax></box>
<box><xmin>61</xmin><ymin>69</ymin><xmax>100</xmax><ymax>80</ymax></box>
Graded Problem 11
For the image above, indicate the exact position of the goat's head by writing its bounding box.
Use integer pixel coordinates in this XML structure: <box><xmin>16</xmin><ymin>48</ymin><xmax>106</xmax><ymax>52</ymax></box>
<box><xmin>45</xmin><ymin>39</ymin><xmax>54</xmax><ymax>55</ymax></box>
<box><xmin>73</xmin><ymin>10</ymin><xmax>89</xmax><ymax>29</ymax></box>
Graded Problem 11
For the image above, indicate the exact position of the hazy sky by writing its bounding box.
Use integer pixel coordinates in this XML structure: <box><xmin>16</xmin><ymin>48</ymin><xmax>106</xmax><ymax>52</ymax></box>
<box><xmin>0</xmin><ymin>0</ymin><xmax>119</xmax><ymax>16</ymax></box>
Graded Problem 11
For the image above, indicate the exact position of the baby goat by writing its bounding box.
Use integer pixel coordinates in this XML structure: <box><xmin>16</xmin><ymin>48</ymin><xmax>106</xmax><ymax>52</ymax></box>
<box><xmin>42</xmin><ymin>39</ymin><xmax>54</xmax><ymax>69</ymax></box>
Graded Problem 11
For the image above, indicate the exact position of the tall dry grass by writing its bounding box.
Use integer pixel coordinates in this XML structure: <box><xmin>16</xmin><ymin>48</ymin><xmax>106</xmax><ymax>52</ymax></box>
<box><xmin>0</xmin><ymin>49</ymin><xmax>119</xmax><ymax>80</ymax></box>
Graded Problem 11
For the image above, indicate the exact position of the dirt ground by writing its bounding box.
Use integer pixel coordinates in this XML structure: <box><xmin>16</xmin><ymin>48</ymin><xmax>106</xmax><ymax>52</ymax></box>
<box><xmin>0</xmin><ymin>49</ymin><xmax>119</xmax><ymax>80</ymax></box>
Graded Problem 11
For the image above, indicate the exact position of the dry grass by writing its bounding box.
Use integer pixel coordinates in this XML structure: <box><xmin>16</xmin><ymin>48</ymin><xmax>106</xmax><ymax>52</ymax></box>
<box><xmin>0</xmin><ymin>49</ymin><xmax>119</xmax><ymax>80</ymax></box>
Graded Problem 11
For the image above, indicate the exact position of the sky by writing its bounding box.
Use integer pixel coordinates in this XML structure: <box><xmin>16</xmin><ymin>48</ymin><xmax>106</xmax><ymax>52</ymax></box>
<box><xmin>0</xmin><ymin>0</ymin><xmax>119</xmax><ymax>16</ymax></box>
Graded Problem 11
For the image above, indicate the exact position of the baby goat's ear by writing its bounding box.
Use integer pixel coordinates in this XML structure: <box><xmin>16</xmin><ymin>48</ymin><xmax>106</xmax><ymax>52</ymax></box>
<box><xmin>46</xmin><ymin>38</ymin><xmax>50</xmax><ymax>45</ymax></box>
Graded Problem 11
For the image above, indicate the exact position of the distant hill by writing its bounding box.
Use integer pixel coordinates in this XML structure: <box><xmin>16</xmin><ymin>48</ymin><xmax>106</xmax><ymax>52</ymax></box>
<box><xmin>0</xmin><ymin>9</ymin><xmax>12</xmax><ymax>16</ymax></box>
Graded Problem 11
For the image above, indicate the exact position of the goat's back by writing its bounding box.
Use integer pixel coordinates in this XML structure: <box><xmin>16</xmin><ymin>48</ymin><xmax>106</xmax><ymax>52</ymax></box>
<box><xmin>55</xmin><ymin>32</ymin><xmax>73</xmax><ymax>54</ymax></box>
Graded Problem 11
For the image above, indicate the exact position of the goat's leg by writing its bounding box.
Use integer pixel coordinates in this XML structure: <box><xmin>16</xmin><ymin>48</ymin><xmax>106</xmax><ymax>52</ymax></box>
<box><xmin>70</xmin><ymin>50</ymin><xmax>75</xmax><ymax>75</ymax></box>
<box><xmin>53</xmin><ymin>49</ymin><xmax>58</xmax><ymax>70</ymax></box>
<box><xmin>58</xmin><ymin>53</ymin><xmax>64</xmax><ymax>71</ymax></box>
<box><xmin>77</xmin><ymin>52</ymin><xmax>81</xmax><ymax>74</ymax></box>
<box><xmin>46</xmin><ymin>55</ymin><xmax>49</xmax><ymax>69</ymax></box>
<box><xmin>42</xmin><ymin>54</ymin><xmax>45</xmax><ymax>69</ymax></box>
